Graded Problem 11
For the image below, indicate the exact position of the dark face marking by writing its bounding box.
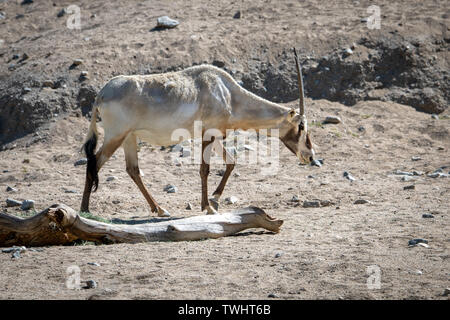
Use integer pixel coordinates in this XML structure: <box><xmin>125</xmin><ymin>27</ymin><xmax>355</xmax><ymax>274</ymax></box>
<box><xmin>305</xmin><ymin>133</ymin><xmax>312</xmax><ymax>150</ymax></box>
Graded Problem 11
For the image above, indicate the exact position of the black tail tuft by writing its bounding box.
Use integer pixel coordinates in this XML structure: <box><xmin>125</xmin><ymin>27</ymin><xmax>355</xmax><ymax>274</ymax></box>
<box><xmin>84</xmin><ymin>134</ymin><xmax>99</xmax><ymax>192</ymax></box>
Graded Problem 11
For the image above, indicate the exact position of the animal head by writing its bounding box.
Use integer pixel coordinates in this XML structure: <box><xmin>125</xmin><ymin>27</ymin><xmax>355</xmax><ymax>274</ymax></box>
<box><xmin>279</xmin><ymin>48</ymin><xmax>315</xmax><ymax>164</ymax></box>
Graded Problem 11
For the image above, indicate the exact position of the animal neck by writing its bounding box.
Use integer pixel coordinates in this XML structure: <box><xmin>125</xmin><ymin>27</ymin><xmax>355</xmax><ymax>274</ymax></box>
<box><xmin>229</xmin><ymin>88</ymin><xmax>290</xmax><ymax>131</ymax></box>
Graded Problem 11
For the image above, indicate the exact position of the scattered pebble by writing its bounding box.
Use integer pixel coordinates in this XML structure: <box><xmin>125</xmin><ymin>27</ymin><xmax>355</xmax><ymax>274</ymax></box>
<box><xmin>42</xmin><ymin>80</ymin><xmax>54</xmax><ymax>88</ymax></box>
<box><xmin>84</xmin><ymin>280</ymin><xmax>97</xmax><ymax>289</ymax></box>
<box><xmin>217</xmin><ymin>169</ymin><xmax>225</xmax><ymax>176</ymax></box>
<box><xmin>72</xmin><ymin>59</ymin><xmax>83</xmax><ymax>66</ymax></box>
<box><xmin>274</xmin><ymin>252</ymin><xmax>283</xmax><ymax>258</ymax></box>
<box><xmin>106</xmin><ymin>176</ymin><xmax>117</xmax><ymax>182</ymax></box>
<box><xmin>411</xmin><ymin>156</ymin><xmax>421</xmax><ymax>161</ymax></box>
<box><xmin>21</xmin><ymin>200</ymin><xmax>35</xmax><ymax>210</ymax></box>
<box><xmin>74</xmin><ymin>158</ymin><xmax>88</xmax><ymax>166</ymax></box>
<box><xmin>443</xmin><ymin>288</ymin><xmax>450</xmax><ymax>297</ymax></box>
<box><xmin>343</xmin><ymin>171</ymin><xmax>355</xmax><ymax>181</ymax></box>
<box><xmin>408</xmin><ymin>238</ymin><xmax>428</xmax><ymax>246</ymax></box>
<box><xmin>354</xmin><ymin>199</ymin><xmax>369</xmax><ymax>204</ymax></box>
<box><xmin>403</xmin><ymin>185</ymin><xmax>415</xmax><ymax>190</ymax></box>
<box><xmin>57</xmin><ymin>8</ymin><xmax>66</xmax><ymax>18</ymax></box>
<box><xmin>233</xmin><ymin>11</ymin><xmax>241</xmax><ymax>19</ymax></box>
<box><xmin>311</xmin><ymin>159</ymin><xmax>323</xmax><ymax>167</ymax></box>
<box><xmin>303</xmin><ymin>200</ymin><xmax>320</xmax><ymax>208</ymax></box>
<box><xmin>267</xmin><ymin>293</ymin><xmax>278</xmax><ymax>298</ymax></box>
<box><xmin>112</xmin><ymin>200</ymin><xmax>120</xmax><ymax>204</ymax></box>
<box><xmin>225</xmin><ymin>196</ymin><xmax>238</xmax><ymax>204</ymax></box>
<box><xmin>324</xmin><ymin>116</ymin><xmax>341</xmax><ymax>124</ymax></box>
<box><xmin>401</xmin><ymin>176</ymin><xmax>414</xmax><ymax>182</ymax></box>
<box><xmin>394</xmin><ymin>170</ymin><xmax>414</xmax><ymax>176</ymax></box>
<box><xmin>156</xmin><ymin>16</ymin><xmax>179</xmax><ymax>29</ymax></box>
<box><xmin>6</xmin><ymin>186</ymin><xmax>17</xmax><ymax>192</ymax></box>
<box><xmin>422</xmin><ymin>213</ymin><xmax>434</xmax><ymax>218</ymax></box>
<box><xmin>87</xmin><ymin>262</ymin><xmax>100</xmax><ymax>267</ymax></box>
<box><xmin>343</xmin><ymin>48</ymin><xmax>353</xmax><ymax>57</ymax></box>
<box><xmin>6</xmin><ymin>198</ymin><xmax>22</xmax><ymax>207</ymax></box>
<box><xmin>22</xmin><ymin>87</ymin><xmax>32</xmax><ymax>94</ymax></box>
<box><xmin>431</xmin><ymin>114</ymin><xmax>439</xmax><ymax>120</ymax></box>
<box><xmin>291</xmin><ymin>195</ymin><xmax>300</xmax><ymax>202</ymax></box>
<box><xmin>163</xmin><ymin>184</ymin><xmax>177</xmax><ymax>193</ymax></box>
<box><xmin>186</xmin><ymin>203</ymin><xmax>193</xmax><ymax>210</ymax></box>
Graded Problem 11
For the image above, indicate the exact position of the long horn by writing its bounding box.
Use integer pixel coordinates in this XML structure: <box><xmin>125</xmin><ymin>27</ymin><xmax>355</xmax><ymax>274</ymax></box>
<box><xmin>293</xmin><ymin>47</ymin><xmax>305</xmax><ymax>116</ymax></box>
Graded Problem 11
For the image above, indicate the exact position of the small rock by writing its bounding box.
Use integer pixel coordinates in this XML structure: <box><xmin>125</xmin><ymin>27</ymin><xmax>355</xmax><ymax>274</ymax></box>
<box><xmin>6</xmin><ymin>186</ymin><xmax>17</xmax><ymax>192</ymax></box>
<box><xmin>112</xmin><ymin>200</ymin><xmax>120</xmax><ymax>204</ymax></box>
<box><xmin>57</xmin><ymin>8</ymin><xmax>66</xmax><ymax>18</ymax></box>
<box><xmin>408</xmin><ymin>238</ymin><xmax>428</xmax><ymax>246</ymax></box>
<box><xmin>361</xmin><ymin>17</ymin><xmax>368</xmax><ymax>23</ymax></box>
<box><xmin>415</xmin><ymin>270</ymin><xmax>423</xmax><ymax>275</ymax></box>
<box><xmin>106</xmin><ymin>176</ymin><xmax>117</xmax><ymax>182</ymax></box>
<box><xmin>394</xmin><ymin>170</ymin><xmax>414</xmax><ymax>176</ymax></box>
<box><xmin>42</xmin><ymin>80</ymin><xmax>55</xmax><ymax>88</ymax></box>
<box><xmin>411</xmin><ymin>156</ymin><xmax>421</xmax><ymax>161</ymax></box>
<box><xmin>431</xmin><ymin>114</ymin><xmax>439</xmax><ymax>120</ymax></box>
<box><xmin>233</xmin><ymin>11</ymin><xmax>241</xmax><ymax>19</ymax></box>
<box><xmin>320</xmin><ymin>200</ymin><xmax>333</xmax><ymax>207</ymax></box>
<box><xmin>22</xmin><ymin>87</ymin><xmax>32</xmax><ymax>94</ymax></box>
<box><xmin>217</xmin><ymin>169</ymin><xmax>225</xmax><ymax>176</ymax></box>
<box><xmin>267</xmin><ymin>293</ymin><xmax>278</xmax><ymax>298</ymax></box>
<box><xmin>343</xmin><ymin>48</ymin><xmax>353</xmax><ymax>57</ymax></box>
<box><xmin>156</xmin><ymin>16</ymin><xmax>179</xmax><ymax>29</ymax></box>
<box><xmin>291</xmin><ymin>195</ymin><xmax>300</xmax><ymax>202</ymax></box>
<box><xmin>427</xmin><ymin>172</ymin><xmax>449</xmax><ymax>178</ymax></box>
<box><xmin>186</xmin><ymin>203</ymin><xmax>193</xmax><ymax>210</ymax></box>
<box><xmin>303</xmin><ymin>200</ymin><xmax>320</xmax><ymax>208</ymax></box>
<box><xmin>311</xmin><ymin>159</ymin><xmax>322</xmax><ymax>167</ymax></box>
<box><xmin>225</xmin><ymin>196</ymin><xmax>238</xmax><ymax>204</ymax></box>
<box><xmin>443</xmin><ymin>288</ymin><xmax>450</xmax><ymax>296</ymax></box>
<box><xmin>21</xmin><ymin>200</ymin><xmax>35</xmax><ymax>210</ymax></box>
<box><xmin>412</xmin><ymin>171</ymin><xmax>424</xmax><ymax>176</ymax></box>
<box><xmin>12</xmin><ymin>251</ymin><xmax>21</xmax><ymax>259</ymax></box>
<box><xmin>343</xmin><ymin>171</ymin><xmax>355</xmax><ymax>182</ymax></box>
<box><xmin>324</xmin><ymin>116</ymin><xmax>341</xmax><ymax>124</ymax></box>
<box><xmin>84</xmin><ymin>280</ymin><xmax>97</xmax><ymax>289</ymax></box>
<box><xmin>212</xmin><ymin>60</ymin><xmax>225</xmax><ymax>68</ymax></box>
<box><xmin>274</xmin><ymin>252</ymin><xmax>283</xmax><ymax>258</ymax></box>
<box><xmin>422</xmin><ymin>213</ymin><xmax>434</xmax><ymax>218</ymax></box>
<box><xmin>22</xmin><ymin>159</ymin><xmax>30</xmax><ymax>164</ymax></box>
<box><xmin>401</xmin><ymin>176</ymin><xmax>414</xmax><ymax>182</ymax></box>
<box><xmin>403</xmin><ymin>185</ymin><xmax>415</xmax><ymax>190</ymax></box>
<box><xmin>6</xmin><ymin>199</ymin><xmax>22</xmax><ymax>207</ymax></box>
<box><xmin>163</xmin><ymin>184</ymin><xmax>177</xmax><ymax>193</ymax></box>
<box><xmin>418</xmin><ymin>243</ymin><xmax>429</xmax><ymax>248</ymax></box>
<box><xmin>87</xmin><ymin>262</ymin><xmax>100</xmax><ymax>267</ymax></box>
<box><xmin>0</xmin><ymin>11</ymin><xmax>5</xmax><ymax>20</ymax></box>
<box><xmin>21</xmin><ymin>0</ymin><xmax>34</xmax><ymax>5</ymax></box>
<box><xmin>74</xmin><ymin>158</ymin><xmax>88</xmax><ymax>166</ymax></box>
<box><xmin>354</xmin><ymin>199</ymin><xmax>369</xmax><ymax>205</ymax></box>
<box><xmin>233</xmin><ymin>172</ymin><xmax>240</xmax><ymax>177</ymax></box>
<box><xmin>64</xmin><ymin>189</ymin><xmax>77</xmax><ymax>194</ymax></box>
<box><xmin>72</xmin><ymin>58</ymin><xmax>83</xmax><ymax>66</ymax></box>
<box><xmin>243</xmin><ymin>144</ymin><xmax>255</xmax><ymax>151</ymax></box>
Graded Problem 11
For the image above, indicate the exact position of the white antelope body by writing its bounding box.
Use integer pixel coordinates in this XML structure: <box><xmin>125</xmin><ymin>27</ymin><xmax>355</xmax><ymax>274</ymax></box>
<box><xmin>81</xmin><ymin>50</ymin><xmax>315</xmax><ymax>216</ymax></box>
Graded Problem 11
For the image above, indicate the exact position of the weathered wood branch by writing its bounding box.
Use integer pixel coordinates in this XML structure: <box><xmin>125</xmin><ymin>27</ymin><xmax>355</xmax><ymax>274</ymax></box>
<box><xmin>0</xmin><ymin>204</ymin><xmax>283</xmax><ymax>246</ymax></box>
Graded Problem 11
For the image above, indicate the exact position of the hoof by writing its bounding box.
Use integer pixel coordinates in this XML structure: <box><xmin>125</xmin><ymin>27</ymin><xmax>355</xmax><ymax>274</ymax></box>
<box><xmin>209</xmin><ymin>197</ymin><xmax>219</xmax><ymax>211</ymax></box>
<box><xmin>204</xmin><ymin>205</ymin><xmax>218</xmax><ymax>215</ymax></box>
<box><xmin>157</xmin><ymin>207</ymin><xmax>171</xmax><ymax>217</ymax></box>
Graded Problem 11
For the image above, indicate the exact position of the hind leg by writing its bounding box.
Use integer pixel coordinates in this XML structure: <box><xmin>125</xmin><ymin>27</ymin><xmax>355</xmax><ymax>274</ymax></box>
<box><xmin>80</xmin><ymin>132</ymin><xmax>128</xmax><ymax>212</ymax></box>
<box><xmin>123</xmin><ymin>134</ymin><xmax>170</xmax><ymax>217</ymax></box>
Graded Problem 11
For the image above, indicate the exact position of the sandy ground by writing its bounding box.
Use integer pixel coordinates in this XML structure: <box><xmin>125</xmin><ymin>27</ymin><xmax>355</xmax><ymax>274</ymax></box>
<box><xmin>0</xmin><ymin>0</ymin><xmax>449</xmax><ymax>300</ymax></box>
<box><xmin>0</xmin><ymin>99</ymin><xmax>449</xmax><ymax>300</ymax></box>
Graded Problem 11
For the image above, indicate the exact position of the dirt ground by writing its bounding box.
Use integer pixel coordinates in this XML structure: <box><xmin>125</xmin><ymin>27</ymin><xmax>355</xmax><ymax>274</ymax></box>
<box><xmin>0</xmin><ymin>0</ymin><xmax>449</xmax><ymax>300</ymax></box>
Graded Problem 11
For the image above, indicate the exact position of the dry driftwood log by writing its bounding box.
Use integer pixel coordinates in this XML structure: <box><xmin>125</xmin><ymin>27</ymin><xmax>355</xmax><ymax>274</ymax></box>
<box><xmin>0</xmin><ymin>204</ymin><xmax>283</xmax><ymax>246</ymax></box>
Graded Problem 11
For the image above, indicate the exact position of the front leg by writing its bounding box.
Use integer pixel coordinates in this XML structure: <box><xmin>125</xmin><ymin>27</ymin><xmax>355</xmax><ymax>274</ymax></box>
<box><xmin>210</xmin><ymin>140</ymin><xmax>236</xmax><ymax>210</ymax></box>
<box><xmin>200</xmin><ymin>138</ymin><xmax>217</xmax><ymax>214</ymax></box>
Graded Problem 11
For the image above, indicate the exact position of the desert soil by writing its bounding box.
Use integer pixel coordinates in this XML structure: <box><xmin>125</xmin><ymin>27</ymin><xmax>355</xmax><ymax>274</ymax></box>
<box><xmin>0</xmin><ymin>0</ymin><xmax>449</xmax><ymax>300</ymax></box>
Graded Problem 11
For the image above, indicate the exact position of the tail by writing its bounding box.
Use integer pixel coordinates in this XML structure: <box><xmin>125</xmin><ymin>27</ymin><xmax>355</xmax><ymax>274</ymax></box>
<box><xmin>82</xmin><ymin>106</ymin><xmax>99</xmax><ymax>192</ymax></box>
